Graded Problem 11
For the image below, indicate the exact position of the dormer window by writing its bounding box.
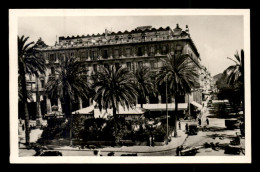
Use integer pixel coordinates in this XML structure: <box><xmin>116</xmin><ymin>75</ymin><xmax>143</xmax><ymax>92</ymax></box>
<box><xmin>155</xmin><ymin>32</ymin><xmax>159</xmax><ymax>38</ymax></box>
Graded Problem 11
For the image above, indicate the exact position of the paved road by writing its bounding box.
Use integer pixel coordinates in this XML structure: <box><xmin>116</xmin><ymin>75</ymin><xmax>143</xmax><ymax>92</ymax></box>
<box><xmin>181</xmin><ymin>103</ymin><xmax>244</xmax><ymax>156</ymax></box>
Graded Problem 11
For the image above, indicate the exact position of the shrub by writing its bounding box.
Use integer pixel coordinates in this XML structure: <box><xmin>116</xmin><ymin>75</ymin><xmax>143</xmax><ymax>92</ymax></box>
<box><xmin>41</xmin><ymin>118</ymin><xmax>70</xmax><ymax>140</ymax></box>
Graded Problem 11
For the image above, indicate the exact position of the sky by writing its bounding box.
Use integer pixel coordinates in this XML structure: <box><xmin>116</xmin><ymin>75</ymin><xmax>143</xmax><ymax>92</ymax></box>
<box><xmin>18</xmin><ymin>15</ymin><xmax>244</xmax><ymax>76</ymax></box>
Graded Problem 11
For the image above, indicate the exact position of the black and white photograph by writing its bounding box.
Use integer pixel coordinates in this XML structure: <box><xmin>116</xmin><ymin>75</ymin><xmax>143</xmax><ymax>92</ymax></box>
<box><xmin>9</xmin><ymin>9</ymin><xmax>251</xmax><ymax>163</ymax></box>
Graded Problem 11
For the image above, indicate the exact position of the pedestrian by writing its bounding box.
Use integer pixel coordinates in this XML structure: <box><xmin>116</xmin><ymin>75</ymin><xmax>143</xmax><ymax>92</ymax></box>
<box><xmin>206</xmin><ymin>117</ymin><xmax>209</xmax><ymax>125</ymax></box>
<box><xmin>185</xmin><ymin>123</ymin><xmax>189</xmax><ymax>133</ymax></box>
<box><xmin>198</xmin><ymin>118</ymin><xmax>201</xmax><ymax>126</ymax></box>
<box><xmin>149</xmin><ymin>135</ymin><xmax>152</xmax><ymax>147</ymax></box>
<box><xmin>22</xmin><ymin>124</ymin><xmax>25</xmax><ymax>131</ymax></box>
<box><xmin>93</xmin><ymin>150</ymin><xmax>98</xmax><ymax>156</ymax></box>
<box><xmin>152</xmin><ymin>135</ymin><xmax>155</xmax><ymax>147</ymax></box>
<box><xmin>98</xmin><ymin>150</ymin><xmax>102</xmax><ymax>156</ymax></box>
<box><xmin>179</xmin><ymin>145</ymin><xmax>184</xmax><ymax>156</ymax></box>
<box><xmin>176</xmin><ymin>146</ymin><xmax>180</xmax><ymax>156</ymax></box>
<box><xmin>178</xmin><ymin>121</ymin><xmax>181</xmax><ymax>130</ymax></box>
<box><xmin>235</xmin><ymin>132</ymin><xmax>240</xmax><ymax>145</ymax></box>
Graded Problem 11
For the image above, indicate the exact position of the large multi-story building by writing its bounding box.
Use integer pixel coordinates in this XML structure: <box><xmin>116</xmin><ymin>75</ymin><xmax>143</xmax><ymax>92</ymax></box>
<box><xmin>28</xmin><ymin>24</ymin><xmax>203</xmax><ymax>115</ymax></box>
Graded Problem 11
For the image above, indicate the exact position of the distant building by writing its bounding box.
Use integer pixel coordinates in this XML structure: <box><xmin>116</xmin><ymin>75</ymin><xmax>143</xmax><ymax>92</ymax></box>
<box><xmin>28</xmin><ymin>24</ymin><xmax>203</xmax><ymax>115</ymax></box>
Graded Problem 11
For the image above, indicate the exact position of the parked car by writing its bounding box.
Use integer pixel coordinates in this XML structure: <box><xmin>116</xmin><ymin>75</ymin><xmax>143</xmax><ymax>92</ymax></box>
<box><xmin>187</xmin><ymin>124</ymin><xmax>198</xmax><ymax>135</ymax></box>
<box><xmin>225</xmin><ymin>119</ymin><xmax>239</xmax><ymax>129</ymax></box>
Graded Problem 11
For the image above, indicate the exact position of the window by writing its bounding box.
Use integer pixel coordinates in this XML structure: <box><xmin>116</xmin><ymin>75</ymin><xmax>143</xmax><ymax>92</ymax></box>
<box><xmin>150</xmin><ymin>46</ymin><xmax>155</xmax><ymax>56</ymax></box>
<box><xmin>49</xmin><ymin>54</ymin><xmax>56</xmax><ymax>61</ymax></box>
<box><xmin>162</xmin><ymin>45</ymin><xmax>169</xmax><ymax>55</ymax></box>
<box><xmin>93</xmin><ymin>64</ymin><xmax>97</xmax><ymax>72</ymax></box>
<box><xmin>51</xmin><ymin>67</ymin><xmax>55</xmax><ymax>75</ymax></box>
<box><xmin>127</xmin><ymin>62</ymin><xmax>131</xmax><ymax>70</ymax></box>
<box><xmin>176</xmin><ymin>45</ymin><xmax>182</xmax><ymax>50</ymax></box>
<box><xmin>41</xmin><ymin>80</ymin><xmax>45</xmax><ymax>88</ymax></box>
<box><xmin>126</xmin><ymin>48</ymin><xmax>131</xmax><ymax>57</ymax></box>
<box><xmin>59</xmin><ymin>53</ymin><xmax>65</xmax><ymax>62</ymax></box>
<box><xmin>138</xmin><ymin>61</ymin><xmax>143</xmax><ymax>68</ymax></box>
<box><xmin>103</xmin><ymin>50</ymin><xmax>108</xmax><ymax>59</ymax></box>
<box><xmin>91</xmin><ymin>50</ymin><xmax>97</xmax><ymax>60</ymax></box>
<box><xmin>137</xmin><ymin>47</ymin><xmax>143</xmax><ymax>56</ymax></box>
<box><xmin>114</xmin><ymin>49</ymin><xmax>119</xmax><ymax>58</ymax></box>
<box><xmin>142</xmin><ymin>36</ymin><xmax>146</xmax><ymax>41</ymax></box>
<box><xmin>81</xmin><ymin>51</ymin><xmax>87</xmax><ymax>61</ymax></box>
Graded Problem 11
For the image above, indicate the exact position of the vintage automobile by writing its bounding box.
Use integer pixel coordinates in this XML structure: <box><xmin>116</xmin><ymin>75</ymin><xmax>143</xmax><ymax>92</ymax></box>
<box><xmin>180</xmin><ymin>147</ymin><xmax>199</xmax><ymax>156</ymax></box>
<box><xmin>225</xmin><ymin>119</ymin><xmax>239</xmax><ymax>129</ymax></box>
<box><xmin>224</xmin><ymin>144</ymin><xmax>241</xmax><ymax>155</ymax></box>
<box><xmin>224</xmin><ymin>134</ymin><xmax>242</xmax><ymax>155</ymax></box>
<box><xmin>186</xmin><ymin>124</ymin><xmax>198</xmax><ymax>135</ymax></box>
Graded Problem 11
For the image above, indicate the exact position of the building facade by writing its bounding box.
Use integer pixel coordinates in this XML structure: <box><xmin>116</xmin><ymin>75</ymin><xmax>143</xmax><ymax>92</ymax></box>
<box><xmin>29</xmin><ymin>24</ymin><xmax>203</xmax><ymax>115</ymax></box>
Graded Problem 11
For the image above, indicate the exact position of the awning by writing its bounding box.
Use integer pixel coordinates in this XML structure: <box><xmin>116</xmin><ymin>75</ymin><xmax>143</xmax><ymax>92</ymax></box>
<box><xmin>137</xmin><ymin>103</ymin><xmax>188</xmax><ymax>111</ymax></box>
<box><xmin>72</xmin><ymin>105</ymin><xmax>95</xmax><ymax>114</ymax></box>
<box><xmin>72</xmin><ymin>104</ymin><xmax>147</xmax><ymax>118</ymax></box>
<box><xmin>190</xmin><ymin>101</ymin><xmax>202</xmax><ymax>110</ymax></box>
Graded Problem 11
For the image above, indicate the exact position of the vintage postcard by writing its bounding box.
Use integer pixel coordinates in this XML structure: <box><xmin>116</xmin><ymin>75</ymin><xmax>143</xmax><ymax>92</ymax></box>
<box><xmin>9</xmin><ymin>9</ymin><xmax>251</xmax><ymax>163</ymax></box>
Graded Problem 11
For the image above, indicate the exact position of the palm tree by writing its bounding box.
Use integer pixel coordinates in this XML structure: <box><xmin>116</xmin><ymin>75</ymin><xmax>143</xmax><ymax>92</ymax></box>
<box><xmin>18</xmin><ymin>35</ymin><xmax>46</xmax><ymax>145</ymax></box>
<box><xmin>157</xmin><ymin>54</ymin><xmax>199</xmax><ymax>137</ymax></box>
<box><xmin>223</xmin><ymin>50</ymin><xmax>244</xmax><ymax>102</ymax></box>
<box><xmin>45</xmin><ymin>56</ymin><xmax>91</xmax><ymax>145</ymax></box>
<box><xmin>93</xmin><ymin>65</ymin><xmax>138</xmax><ymax>142</ymax></box>
<box><xmin>134</xmin><ymin>65</ymin><xmax>155</xmax><ymax>108</ymax></box>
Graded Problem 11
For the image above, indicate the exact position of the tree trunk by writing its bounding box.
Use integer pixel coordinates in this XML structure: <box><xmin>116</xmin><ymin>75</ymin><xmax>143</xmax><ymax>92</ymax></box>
<box><xmin>112</xmin><ymin>103</ymin><xmax>119</xmax><ymax>144</ymax></box>
<box><xmin>67</xmin><ymin>99</ymin><xmax>73</xmax><ymax>146</ymax></box>
<box><xmin>174</xmin><ymin>94</ymin><xmax>178</xmax><ymax>137</ymax></box>
<box><xmin>20</xmin><ymin>74</ymin><xmax>30</xmax><ymax>145</ymax></box>
<box><xmin>63</xmin><ymin>90</ymin><xmax>73</xmax><ymax>146</ymax></box>
<box><xmin>36</xmin><ymin>77</ymin><xmax>42</xmax><ymax>127</ymax></box>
